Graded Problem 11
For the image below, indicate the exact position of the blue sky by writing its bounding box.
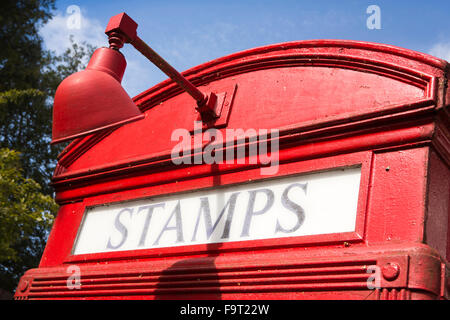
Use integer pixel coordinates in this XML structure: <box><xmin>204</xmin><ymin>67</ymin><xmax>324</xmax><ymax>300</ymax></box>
<box><xmin>40</xmin><ymin>0</ymin><xmax>450</xmax><ymax>97</ymax></box>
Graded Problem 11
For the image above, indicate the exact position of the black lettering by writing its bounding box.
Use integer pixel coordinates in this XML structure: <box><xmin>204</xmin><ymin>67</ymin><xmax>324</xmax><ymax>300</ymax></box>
<box><xmin>154</xmin><ymin>201</ymin><xmax>184</xmax><ymax>245</ymax></box>
<box><xmin>106</xmin><ymin>208</ymin><xmax>132</xmax><ymax>249</ymax></box>
<box><xmin>191</xmin><ymin>193</ymin><xmax>240</xmax><ymax>241</ymax></box>
<box><xmin>220</xmin><ymin>192</ymin><xmax>239</xmax><ymax>239</ymax></box>
<box><xmin>138</xmin><ymin>203</ymin><xmax>165</xmax><ymax>246</ymax></box>
<box><xmin>275</xmin><ymin>183</ymin><xmax>307</xmax><ymax>233</ymax></box>
<box><xmin>241</xmin><ymin>188</ymin><xmax>274</xmax><ymax>237</ymax></box>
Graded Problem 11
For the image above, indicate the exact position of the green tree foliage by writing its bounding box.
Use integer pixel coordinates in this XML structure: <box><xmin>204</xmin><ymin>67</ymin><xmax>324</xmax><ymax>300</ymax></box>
<box><xmin>0</xmin><ymin>1</ymin><xmax>96</xmax><ymax>293</ymax></box>
<box><xmin>0</xmin><ymin>0</ymin><xmax>55</xmax><ymax>91</ymax></box>
<box><xmin>0</xmin><ymin>148</ymin><xmax>57</xmax><ymax>290</ymax></box>
<box><xmin>1</xmin><ymin>0</ymin><xmax>56</xmax><ymax>192</ymax></box>
<box><xmin>0</xmin><ymin>37</ymin><xmax>95</xmax><ymax>194</ymax></box>
<box><xmin>0</xmin><ymin>88</ymin><xmax>53</xmax><ymax>194</ymax></box>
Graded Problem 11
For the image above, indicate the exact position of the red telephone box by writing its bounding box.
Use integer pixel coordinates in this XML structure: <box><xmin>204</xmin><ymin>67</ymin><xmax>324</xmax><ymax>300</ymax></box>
<box><xmin>14</xmin><ymin>37</ymin><xmax>450</xmax><ymax>300</ymax></box>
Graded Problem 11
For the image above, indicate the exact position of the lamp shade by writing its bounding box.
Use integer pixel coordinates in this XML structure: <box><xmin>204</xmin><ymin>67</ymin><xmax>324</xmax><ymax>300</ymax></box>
<box><xmin>51</xmin><ymin>47</ymin><xmax>144</xmax><ymax>144</ymax></box>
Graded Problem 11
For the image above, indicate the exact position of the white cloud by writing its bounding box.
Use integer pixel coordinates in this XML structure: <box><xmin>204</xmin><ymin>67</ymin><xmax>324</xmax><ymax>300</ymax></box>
<box><xmin>40</xmin><ymin>10</ymin><xmax>106</xmax><ymax>55</ymax></box>
<box><xmin>429</xmin><ymin>42</ymin><xmax>450</xmax><ymax>62</ymax></box>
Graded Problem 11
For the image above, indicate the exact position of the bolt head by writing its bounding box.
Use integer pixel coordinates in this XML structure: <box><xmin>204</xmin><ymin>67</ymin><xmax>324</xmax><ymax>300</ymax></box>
<box><xmin>382</xmin><ymin>262</ymin><xmax>400</xmax><ymax>281</ymax></box>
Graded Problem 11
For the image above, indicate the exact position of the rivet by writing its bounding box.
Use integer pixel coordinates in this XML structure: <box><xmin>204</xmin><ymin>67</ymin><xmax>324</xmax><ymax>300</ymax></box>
<box><xmin>382</xmin><ymin>262</ymin><xmax>400</xmax><ymax>281</ymax></box>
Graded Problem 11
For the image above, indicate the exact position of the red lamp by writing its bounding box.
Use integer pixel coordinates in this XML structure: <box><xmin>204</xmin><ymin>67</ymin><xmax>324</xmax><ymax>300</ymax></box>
<box><xmin>51</xmin><ymin>47</ymin><xmax>144</xmax><ymax>144</ymax></box>
<box><xmin>51</xmin><ymin>12</ymin><xmax>220</xmax><ymax>144</ymax></box>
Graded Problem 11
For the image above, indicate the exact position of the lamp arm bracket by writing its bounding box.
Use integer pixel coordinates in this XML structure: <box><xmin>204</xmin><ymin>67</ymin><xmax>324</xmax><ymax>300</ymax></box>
<box><xmin>105</xmin><ymin>12</ymin><xmax>219</xmax><ymax>121</ymax></box>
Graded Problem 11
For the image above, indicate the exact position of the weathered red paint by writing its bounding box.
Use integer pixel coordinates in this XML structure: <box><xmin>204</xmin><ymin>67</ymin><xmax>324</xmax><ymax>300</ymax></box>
<box><xmin>15</xmin><ymin>39</ymin><xmax>450</xmax><ymax>300</ymax></box>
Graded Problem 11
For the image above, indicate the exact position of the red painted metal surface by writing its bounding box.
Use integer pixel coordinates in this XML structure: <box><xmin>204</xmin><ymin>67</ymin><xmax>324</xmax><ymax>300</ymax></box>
<box><xmin>51</xmin><ymin>47</ymin><xmax>144</xmax><ymax>144</ymax></box>
<box><xmin>15</xmin><ymin>39</ymin><xmax>450</xmax><ymax>300</ymax></box>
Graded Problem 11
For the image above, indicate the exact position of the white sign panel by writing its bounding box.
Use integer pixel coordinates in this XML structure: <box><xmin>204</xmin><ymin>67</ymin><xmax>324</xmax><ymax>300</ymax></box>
<box><xmin>73</xmin><ymin>167</ymin><xmax>361</xmax><ymax>255</ymax></box>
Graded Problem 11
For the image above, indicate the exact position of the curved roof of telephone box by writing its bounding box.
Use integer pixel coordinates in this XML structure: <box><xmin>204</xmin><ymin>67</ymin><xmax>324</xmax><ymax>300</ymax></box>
<box><xmin>132</xmin><ymin>39</ymin><xmax>448</xmax><ymax>110</ymax></box>
<box><xmin>53</xmin><ymin>39</ymin><xmax>449</xmax><ymax>188</ymax></box>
